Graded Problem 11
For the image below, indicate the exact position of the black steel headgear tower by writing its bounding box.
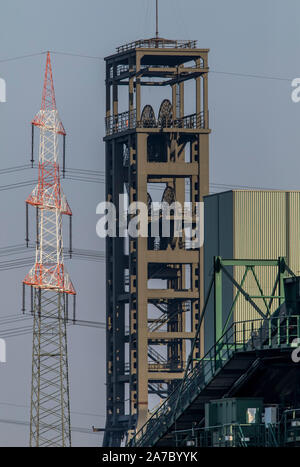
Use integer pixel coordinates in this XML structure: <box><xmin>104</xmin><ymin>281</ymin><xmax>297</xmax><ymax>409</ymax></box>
<box><xmin>103</xmin><ymin>37</ymin><xmax>210</xmax><ymax>446</ymax></box>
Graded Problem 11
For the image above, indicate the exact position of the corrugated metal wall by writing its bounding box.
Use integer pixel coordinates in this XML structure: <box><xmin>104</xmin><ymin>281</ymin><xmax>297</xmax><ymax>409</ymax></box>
<box><xmin>288</xmin><ymin>192</ymin><xmax>300</xmax><ymax>276</ymax></box>
<box><xmin>233</xmin><ymin>191</ymin><xmax>290</xmax><ymax>324</ymax></box>
<box><xmin>204</xmin><ymin>190</ymin><xmax>300</xmax><ymax>349</ymax></box>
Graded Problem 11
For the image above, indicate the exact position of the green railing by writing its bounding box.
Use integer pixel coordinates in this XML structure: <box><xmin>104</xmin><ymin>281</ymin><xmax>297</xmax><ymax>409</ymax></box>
<box><xmin>173</xmin><ymin>422</ymin><xmax>278</xmax><ymax>447</ymax></box>
<box><xmin>129</xmin><ymin>315</ymin><xmax>300</xmax><ymax>447</ymax></box>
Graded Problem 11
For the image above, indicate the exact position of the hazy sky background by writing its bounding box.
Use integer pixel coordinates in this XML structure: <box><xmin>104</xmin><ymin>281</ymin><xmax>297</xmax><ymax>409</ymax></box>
<box><xmin>0</xmin><ymin>0</ymin><xmax>300</xmax><ymax>446</ymax></box>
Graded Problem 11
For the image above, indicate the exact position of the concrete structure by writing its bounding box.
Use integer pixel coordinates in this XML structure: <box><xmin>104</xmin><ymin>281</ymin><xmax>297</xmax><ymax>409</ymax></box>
<box><xmin>204</xmin><ymin>190</ymin><xmax>300</xmax><ymax>351</ymax></box>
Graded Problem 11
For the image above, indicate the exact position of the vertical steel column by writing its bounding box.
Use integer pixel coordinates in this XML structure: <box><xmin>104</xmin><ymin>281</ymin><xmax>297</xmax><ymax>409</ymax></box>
<box><xmin>128</xmin><ymin>135</ymin><xmax>138</xmax><ymax>435</ymax></box>
<box><xmin>214</xmin><ymin>257</ymin><xmax>223</xmax><ymax>344</ymax></box>
<box><xmin>136</xmin><ymin>55</ymin><xmax>141</xmax><ymax>122</ymax></box>
<box><xmin>111</xmin><ymin>141</ymin><xmax>125</xmax><ymax>442</ymax></box>
<box><xmin>136</xmin><ymin>133</ymin><xmax>149</xmax><ymax>431</ymax></box>
<box><xmin>279</xmin><ymin>256</ymin><xmax>286</xmax><ymax>307</ymax></box>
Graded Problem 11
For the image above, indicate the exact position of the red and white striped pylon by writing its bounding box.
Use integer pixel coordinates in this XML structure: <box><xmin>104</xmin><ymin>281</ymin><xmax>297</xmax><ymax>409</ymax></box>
<box><xmin>23</xmin><ymin>52</ymin><xmax>75</xmax><ymax>447</ymax></box>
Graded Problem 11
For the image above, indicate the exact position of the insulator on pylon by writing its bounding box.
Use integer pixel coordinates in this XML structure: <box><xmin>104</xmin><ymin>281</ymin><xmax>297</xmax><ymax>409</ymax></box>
<box><xmin>25</xmin><ymin>203</ymin><xmax>29</xmax><ymax>247</ymax></box>
<box><xmin>66</xmin><ymin>293</ymin><xmax>69</xmax><ymax>322</ymax></box>
<box><xmin>63</xmin><ymin>293</ymin><xmax>66</xmax><ymax>323</ymax></box>
<box><xmin>63</xmin><ymin>134</ymin><xmax>66</xmax><ymax>179</ymax></box>
<box><xmin>69</xmin><ymin>215</ymin><xmax>72</xmax><ymax>258</ymax></box>
<box><xmin>38</xmin><ymin>288</ymin><xmax>41</xmax><ymax>318</ymax></box>
<box><xmin>22</xmin><ymin>283</ymin><xmax>25</xmax><ymax>314</ymax></box>
<box><xmin>73</xmin><ymin>294</ymin><xmax>76</xmax><ymax>324</ymax></box>
<box><xmin>31</xmin><ymin>286</ymin><xmax>34</xmax><ymax>314</ymax></box>
<box><xmin>31</xmin><ymin>124</ymin><xmax>34</xmax><ymax>167</ymax></box>
<box><xmin>36</xmin><ymin>207</ymin><xmax>39</xmax><ymax>248</ymax></box>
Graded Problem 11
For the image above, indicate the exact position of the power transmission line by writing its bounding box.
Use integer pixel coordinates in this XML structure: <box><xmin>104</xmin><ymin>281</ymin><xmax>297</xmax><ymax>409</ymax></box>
<box><xmin>0</xmin><ymin>244</ymin><xmax>105</xmax><ymax>272</ymax></box>
<box><xmin>0</xmin><ymin>52</ymin><xmax>46</xmax><ymax>64</ymax></box>
<box><xmin>0</xmin><ymin>312</ymin><xmax>106</xmax><ymax>329</ymax></box>
<box><xmin>49</xmin><ymin>50</ymin><xmax>103</xmax><ymax>60</ymax></box>
<box><xmin>0</xmin><ymin>163</ymin><xmax>289</xmax><ymax>192</ymax></box>
<box><xmin>0</xmin><ymin>417</ymin><xmax>99</xmax><ymax>436</ymax></box>
<box><xmin>0</xmin><ymin>400</ymin><xmax>105</xmax><ymax>419</ymax></box>
<box><xmin>0</xmin><ymin>318</ymin><xmax>106</xmax><ymax>339</ymax></box>
<box><xmin>0</xmin><ymin>50</ymin><xmax>297</xmax><ymax>83</ymax></box>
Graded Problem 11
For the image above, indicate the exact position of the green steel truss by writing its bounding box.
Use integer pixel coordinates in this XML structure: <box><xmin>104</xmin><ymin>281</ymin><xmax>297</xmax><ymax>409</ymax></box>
<box><xmin>214</xmin><ymin>256</ymin><xmax>289</xmax><ymax>342</ymax></box>
<box><xmin>129</xmin><ymin>257</ymin><xmax>297</xmax><ymax>447</ymax></box>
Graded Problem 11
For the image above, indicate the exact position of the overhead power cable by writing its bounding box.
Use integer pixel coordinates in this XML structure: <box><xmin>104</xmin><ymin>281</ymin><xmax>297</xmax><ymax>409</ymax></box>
<box><xmin>0</xmin><ymin>50</ymin><xmax>297</xmax><ymax>83</ymax></box>
<box><xmin>0</xmin><ymin>417</ymin><xmax>99</xmax><ymax>436</ymax></box>
<box><xmin>0</xmin><ymin>400</ymin><xmax>105</xmax><ymax>419</ymax></box>
<box><xmin>0</xmin><ymin>163</ymin><xmax>289</xmax><ymax>192</ymax></box>
<box><xmin>0</xmin><ymin>244</ymin><xmax>105</xmax><ymax>270</ymax></box>
<box><xmin>210</xmin><ymin>69</ymin><xmax>292</xmax><ymax>82</ymax></box>
<box><xmin>0</xmin><ymin>317</ymin><xmax>106</xmax><ymax>337</ymax></box>
<box><xmin>0</xmin><ymin>52</ymin><xmax>46</xmax><ymax>64</ymax></box>
<box><xmin>0</xmin><ymin>316</ymin><xmax>106</xmax><ymax>341</ymax></box>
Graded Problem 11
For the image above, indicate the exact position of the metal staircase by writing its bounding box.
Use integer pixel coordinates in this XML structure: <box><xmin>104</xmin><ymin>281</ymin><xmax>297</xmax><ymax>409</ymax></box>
<box><xmin>129</xmin><ymin>313</ymin><xmax>300</xmax><ymax>446</ymax></box>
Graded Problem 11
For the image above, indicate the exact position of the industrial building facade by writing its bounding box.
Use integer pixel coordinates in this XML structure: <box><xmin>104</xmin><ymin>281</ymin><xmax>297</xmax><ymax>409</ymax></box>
<box><xmin>204</xmin><ymin>190</ymin><xmax>300</xmax><ymax>351</ymax></box>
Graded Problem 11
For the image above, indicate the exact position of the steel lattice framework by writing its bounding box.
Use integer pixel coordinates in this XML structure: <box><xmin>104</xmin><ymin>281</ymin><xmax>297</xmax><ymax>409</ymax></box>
<box><xmin>23</xmin><ymin>52</ymin><xmax>75</xmax><ymax>447</ymax></box>
<box><xmin>103</xmin><ymin>38</ymin><xmax>210</xmax><ymax>446</ymax></box>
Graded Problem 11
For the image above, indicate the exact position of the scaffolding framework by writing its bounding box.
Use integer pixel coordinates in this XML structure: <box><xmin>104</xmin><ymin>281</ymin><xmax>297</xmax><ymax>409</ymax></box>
<box><xmin>103</xmin><ymin>38</ymin><xmax>210</xmax><ymax>446</ymax></box>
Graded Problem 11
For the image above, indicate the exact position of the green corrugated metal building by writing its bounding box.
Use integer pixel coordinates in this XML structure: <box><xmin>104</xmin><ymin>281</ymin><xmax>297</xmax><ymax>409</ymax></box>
<box><xmin>204</xmin><ymin>190</ymin><xmax>300</xmax><ymax>352</ymax></box>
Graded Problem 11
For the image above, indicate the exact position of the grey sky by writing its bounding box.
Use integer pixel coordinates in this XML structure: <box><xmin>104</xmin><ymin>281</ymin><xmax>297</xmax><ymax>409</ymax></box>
<box><xmin>0</xmin><ymin>0</ymin><xmax>300</xmax><ymax>446</ymax></box>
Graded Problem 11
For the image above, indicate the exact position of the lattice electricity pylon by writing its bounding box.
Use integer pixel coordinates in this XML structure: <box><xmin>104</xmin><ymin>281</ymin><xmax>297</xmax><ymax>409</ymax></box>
<box><xmin>22</xmin><ymin>52</ymin><xmax>76</xmax><ymax>447</ymax></box>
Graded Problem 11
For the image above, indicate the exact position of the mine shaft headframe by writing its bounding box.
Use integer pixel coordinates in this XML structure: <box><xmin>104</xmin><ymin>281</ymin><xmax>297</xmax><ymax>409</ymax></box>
<box><xmin>103</xmin><ymin>38</ymin><xmax>210</xmax><ymax>447</ymax></box>
<box><xmin>104</xmin><ymin>38</ymin><xmax>210</xmax><ymax>137</ymax></box>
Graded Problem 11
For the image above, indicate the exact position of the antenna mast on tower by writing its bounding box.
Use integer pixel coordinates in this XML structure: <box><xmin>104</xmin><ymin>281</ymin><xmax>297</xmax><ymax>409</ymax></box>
<box><xmin>156</xmin><ymin>0</ymin><xmax>159</xmax><ymax>39</ymax></box>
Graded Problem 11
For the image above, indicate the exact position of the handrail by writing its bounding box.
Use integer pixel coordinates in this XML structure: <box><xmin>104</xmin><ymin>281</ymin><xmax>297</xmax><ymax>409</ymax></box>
<box><xmin>173</xmin><ymin>422</ymin><xmax>273</xmax><ymax>447</ymax></box>
<box><xmin>129</xmin><ymin>319</ymin><xmax>240</xmax><ymax>445</ymax></box>
<box><xmin>105</xmin><ymin>109</ymin><xmax>207</xmax><ymax>136</ymax></box>
<box><xmin>116</xmin><ymin>39</ymin><xmax>197</xmax><ymax>54</ymax></box>
<box><xmin>129</xmin><ymin>314</ymin><xmax>300</xmax><ymax>446</ymax></box>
